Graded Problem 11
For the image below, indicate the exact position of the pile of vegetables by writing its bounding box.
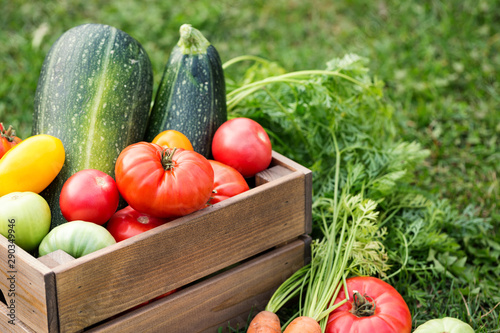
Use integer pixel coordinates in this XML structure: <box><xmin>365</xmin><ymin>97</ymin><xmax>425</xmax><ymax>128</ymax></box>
<box><xmin>0</xmin><ymin>23</ymin><xmax>263</xmax><ymax>260</ymax></box>
<box><xmin>0</xmin><ymin>20</ymin><xmax>495</xmax><ymax>332</ymax></box>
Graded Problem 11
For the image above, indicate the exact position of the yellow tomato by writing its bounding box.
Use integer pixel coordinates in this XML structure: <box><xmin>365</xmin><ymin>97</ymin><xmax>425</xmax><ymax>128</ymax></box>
<box><xmin>0</xmin><ymin>134</ymin><xmax>65</xmax><ymax>196</ymax></box>
<box><xmin>152</xmin><ymin>130</ymin><xmax>194</xmax><ymax>151</ymax></box>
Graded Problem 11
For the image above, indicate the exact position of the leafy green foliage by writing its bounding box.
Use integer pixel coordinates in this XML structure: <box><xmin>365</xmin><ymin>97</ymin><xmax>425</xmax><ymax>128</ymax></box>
<box><xmin>225</xmin><ymin>54</ymin><xmax>498</xmax><ymax>331</ymax></box>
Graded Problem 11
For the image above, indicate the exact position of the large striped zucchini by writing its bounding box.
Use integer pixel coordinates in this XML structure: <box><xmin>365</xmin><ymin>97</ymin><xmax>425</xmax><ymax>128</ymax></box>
<box><xmin>32</xmin><ymin>23</ymin><xmax>153</xmax><ymax>228</ymax></box>
<box><xmin>145</xmin><ymin>24</ymin><xmax>227</xmax><ymax>158</ymax></box>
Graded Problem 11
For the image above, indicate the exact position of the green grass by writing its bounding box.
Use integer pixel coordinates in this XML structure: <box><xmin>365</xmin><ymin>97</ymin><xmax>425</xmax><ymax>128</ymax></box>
<box><xmin>2</xmin><ymin>0</ymin><xmax>498</xmax><ymax>215</ymax></box>
<box><xmin>1</xmin><ymin>0</ymin><xmax>499</xmax><ymax>331</ymax></box>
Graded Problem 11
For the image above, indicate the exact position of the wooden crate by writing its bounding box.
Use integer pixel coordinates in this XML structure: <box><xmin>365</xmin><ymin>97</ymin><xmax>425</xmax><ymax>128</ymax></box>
<box><xmin>0</xmin><ymin>151</ymin><xmax>312</xmax><ymax>332</ymax></box>
<box><xmin>87</xmin><ymin>236</ymin><xmax>311</xmax><ymax>332</ymax></box>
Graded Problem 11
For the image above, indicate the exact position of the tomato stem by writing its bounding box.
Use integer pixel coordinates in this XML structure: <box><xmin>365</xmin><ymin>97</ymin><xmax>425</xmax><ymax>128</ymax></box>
<box><xmin>161</xmin><ymin>147</ymin><xmax>178</xmax><ymax>170</ymax></box>
<box><xmin>350</xmin><ymin>291</ymin><xmax>376</xmax><ymax>317</ymax></box>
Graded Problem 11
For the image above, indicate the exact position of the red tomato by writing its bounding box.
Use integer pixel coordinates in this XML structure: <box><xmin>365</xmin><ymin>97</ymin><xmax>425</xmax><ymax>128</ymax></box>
<box><xmin>0</xmin><ymin>123</ymin><xmax>22</xmax><ymax>159</ymax></box>
<box><xmin>326</xmin><ymin>276</ymin><xmax>412</xmax><ymax>333</ymax></box>
<box><xmin>106</xmin><ymin>206</ymin><xmax>172</xmax><ymax>242</ymax></box>
<box><xmin>211</xmin><ymin>118</ymin><xmax>272</xmax><ymax>178</ymax></box>
<box><xmin>114</xmin><ymin>143</ymin><xmax>214</xmax><ymax>218</ymax></box>
<box><xmin>208</xmin><ymin>160</ymin><xmax>249</xmax><ymax>205</ymax></box>
<box><xmin>59</xmin><ymin>169</ymin><xmax>120</xmax><ymax>225</ymax></box>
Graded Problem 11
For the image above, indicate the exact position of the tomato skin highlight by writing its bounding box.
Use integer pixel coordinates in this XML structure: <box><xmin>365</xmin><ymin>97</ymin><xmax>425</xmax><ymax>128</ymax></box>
<box><xmin>59</xmin><ymin>169</ymin><xmax>120</xmax><ymax>225</ymax></box>
<box><xmin>326</xmin><ymin>276</ymin><xmax>412</xmax><ymax>333</ymax></box>
<box><xmin>211</xmin><ymin>117</ymin><xmax>272</xmax><ymax>178</ymax></box>
<box><xmin>106</xmin><ymin>206</ymin><xmax>171</xmax><ymax>242</ymax></box>
<box><xmin>115</xmin><ymin>143</ymin><xmax>214</xmax><ymax>218</ymax></box>
<box><xmin>208</xmin><ymin>160</ymin><xmax>249</xmax><ymax>205</ymax></box>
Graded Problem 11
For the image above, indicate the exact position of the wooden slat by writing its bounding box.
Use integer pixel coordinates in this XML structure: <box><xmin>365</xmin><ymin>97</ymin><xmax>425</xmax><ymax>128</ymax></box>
<box><xmin>0</xmin><ymin>308</ymin><xmax>35</xmax><ymax>333</ymax></box>
<box><xmin>0</xmin><ymin>236</ymin><xmax>58</xmax><ymax>333</ymax></box>
<box><xmin>270</xmin><ymin>151</ymin><xmax>313</xmax><ymax>234</ymax></box>
<box><xmin>255</xmin><ymin>165</ymin><xmax>293</xmax><ymax>186</ymax></box>
<box><xmin>38</xmin><ymin>250</ymin><xmax>75</xmax><ymax>270</ymax></box>
<box><xmin>54</xmin><ymin>166</ymin><xmax>309</xmax><ymax>332</ymax></box>
<box><xmin>88</xmin><ymin>237</ymin><xmax>309</xmax><ymax>333</ymax></box>
<box><xmin>271</xmin><ymin>151</ymin><xmax>311</xmax><ymax>174</ymax></box>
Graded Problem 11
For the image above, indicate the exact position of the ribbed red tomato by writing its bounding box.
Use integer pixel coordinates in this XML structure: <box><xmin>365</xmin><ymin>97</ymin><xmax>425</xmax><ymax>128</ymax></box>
<box><xmin>0</xmin><ymin>123</ymin><xmax>22</xmax><ymax>159</ymax></box>
<box><xmin>106</xmin><ymin>206</ymin><xmax>172</xmax><ymax>242</ymax></box>
<box><xmin>208</xmin><ymin>160</ymin><xmax>249</xmax><ymax>205</ymax></box>
<box><xmin>115</xmin><ymin>143</ymin><xmax>214</xmax><ymax>218</ymax></box>
<box><xmin>326</xmin><ymin>276</ymin><xmax>412</xmax><ymax>333</ymax></box>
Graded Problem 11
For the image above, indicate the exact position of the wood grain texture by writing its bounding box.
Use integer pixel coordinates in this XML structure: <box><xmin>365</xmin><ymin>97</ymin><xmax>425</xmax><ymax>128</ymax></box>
<box><xmin>270</xmin><ymin>151</ymin><xmax>313</xmax><ymax>234</ymax></box>
<box><xmin>255</xmin><ymin>165</ymin><xmax>293</xmax><ymax>186</ymax></box>
<box><xmin>0</xmin><ymin>308</ymin><xmax>35</xmax><ymax>333</ymax></box>
<box><xmin>54</xmin><ymin>168</ymin><xmax>308</xmax><ymax>331</ymax></box>
<box><xmin>38</xmin><ymin>250</ymin><xmax>75</xmax><ymax>270</ymax></box>
<box><xmin>0</xmin><ymin>236</ymin><xmax>58</xmax><ymax>333</ymax></box>
<box><xmin>87</xmin><ymin>237</ymin><xmax>309</xmax><ymax>333</ymax></box>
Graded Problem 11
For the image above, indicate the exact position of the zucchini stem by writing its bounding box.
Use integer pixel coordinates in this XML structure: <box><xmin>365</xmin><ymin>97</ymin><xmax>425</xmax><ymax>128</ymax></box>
<box><xmin>178</xmin><ymin>24</ymin><xmax>210</xmax><ymax>55</ymax></box>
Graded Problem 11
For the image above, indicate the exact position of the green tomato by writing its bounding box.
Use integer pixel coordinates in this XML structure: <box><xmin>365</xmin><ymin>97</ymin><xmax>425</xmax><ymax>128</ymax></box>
<box><xmin>414</xmin><ymin>317</ymin><xmax>474</xmax><ymax>333</ymax></box>
<box><xmin>0</xmin><ymin>192</ymin><xmax>51</xmax><ymax>252</ymax></box>
<box><xmin>38</xmin><ymin>220</ymin><xmax>116</xmax><ymax>258</ymax></box>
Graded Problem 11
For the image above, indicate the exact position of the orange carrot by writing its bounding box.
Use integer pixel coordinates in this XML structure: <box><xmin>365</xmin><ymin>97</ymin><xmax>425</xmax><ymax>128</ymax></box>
<box><xmin>247</xmin><ymin>310</ymin><xmax>281</xmax><ymax>333</ymax></box>
<box><xmin>283</xmin><ymin>316</ymin><xmax>321</xmax><ymax>333</ymax></box>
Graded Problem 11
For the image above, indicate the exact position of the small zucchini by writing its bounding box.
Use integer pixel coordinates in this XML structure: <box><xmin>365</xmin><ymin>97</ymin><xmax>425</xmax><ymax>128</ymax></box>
<box><xmin>145</xmin><ymin>24</ymin><xmax>227</xmax><ymax>158</ymax></box>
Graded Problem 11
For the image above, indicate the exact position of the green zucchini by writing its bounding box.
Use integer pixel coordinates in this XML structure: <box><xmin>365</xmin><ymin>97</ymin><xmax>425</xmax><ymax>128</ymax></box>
<box><xmin>32</xmin><ymin>23</ymin><xmax>153</xmax><ymax>228</ymax></box>
<box><xmin>145</xmin><ymin>24</ymin><xmax>227</xmax><ymax>158</ymax></box>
